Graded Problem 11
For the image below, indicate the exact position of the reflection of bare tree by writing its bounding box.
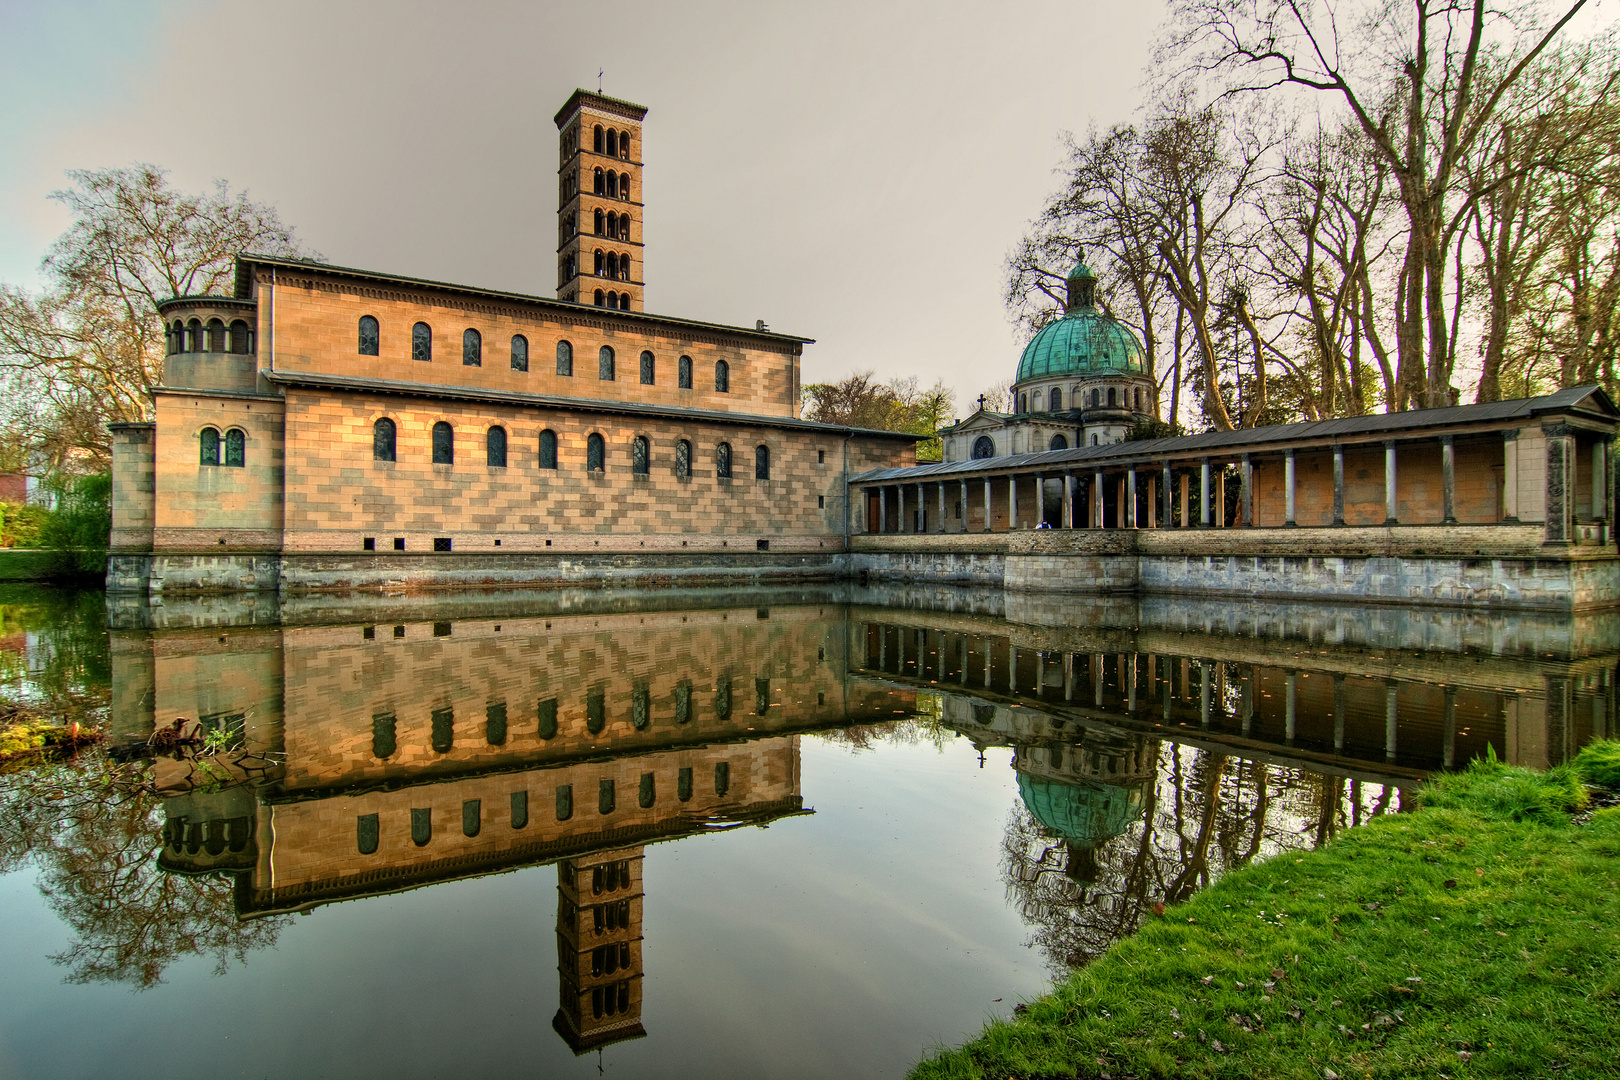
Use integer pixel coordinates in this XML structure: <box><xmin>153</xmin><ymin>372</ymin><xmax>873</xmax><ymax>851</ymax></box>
<box><xmin>1003</xmin><ymin>744</ymin><xmax>1392</xmax><ymax>976</ymax></box>
<box><xmin>0</xmin><ymin>750</ymin><xmax>285</xmax><ymax>988</ymax></box>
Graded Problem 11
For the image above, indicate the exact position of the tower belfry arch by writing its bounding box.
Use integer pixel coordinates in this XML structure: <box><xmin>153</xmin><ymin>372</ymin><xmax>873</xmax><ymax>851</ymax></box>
<box><xmin>555</xmin><ymin>89</ymin><xmax>648</xmax><ymax>312</ymax></box>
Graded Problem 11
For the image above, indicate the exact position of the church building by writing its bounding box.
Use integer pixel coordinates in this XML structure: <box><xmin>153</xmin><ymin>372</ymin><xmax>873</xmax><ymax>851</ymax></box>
<box><xmin>108</xmin><ymin>89</ymin><xmax>919</xmax><ymax>595</ymax></box>
<box><xmin>939</xmin><ymin>264</ymin><xmax>1155</xmax><ymax>461</ymax></box>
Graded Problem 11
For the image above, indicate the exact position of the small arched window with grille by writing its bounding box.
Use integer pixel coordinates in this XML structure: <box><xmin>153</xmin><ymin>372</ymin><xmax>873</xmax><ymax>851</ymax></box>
<box><xmin>586</xmin><ymin>432</ymin><xmax>605</xmax><ymax>472</ymax></box>
<box><xmin>599</xmin><ymin>346</ymin><xmax>615</xmax><ymax>381</ymax></box>
<box><xmin>373</xmin><ymin>418</ymin><xmax>396</xmax><ymax>461</ymax></box>
<box><xmin>675</xmin><ymin>439</ymin><xmax>691</xmax><ymax>479</ymax></box>
<box><xmin>432</xmin><ymin>421</ymin><xmax>454</xmax><ymax>464</ymax></box>
<box><xmin>678</xmin><ymin>355</ymin><xmax>693</xmax><ymax>389</ymax></box>
<box><xmin>230</xmin><ymin>320</ymin><xmax>251</xmax><ymax>353</ymax></box>
<box><xmin>639</xmin><ymin>351</ymin><xmax>655</xmax><ymax>385</ymax></box>
<box><xmin>754</xmin><ymin>444</ymin><xmax>770</xmax><ymax>480</ymax></box>
<box><xmin>199</xmin><ymin>427</ymin><xmax>221</xmax><ymax>466</ymax></box>
<box><xmin>511</xmin><ymin>335</ymin><xmax>528</xmax><ymax>371</ymax></box>
<box><xmin>463</xmin><ymin>328</ymin><xmax>481</xmax><ymax>366</ymax></box>
<box><xmin>224</xmin><ymin>429</ymin><xmax>245</xmax><ymax>468</ymax></box>
<box><xmin>556</xmin><ymin>339</ymin><xmax>573</xmax><ymax>376</ymax></box>
<box><xmin>1050</xmin><ymin>434</ymin><xmax>1068</xmax><ymax>451</ymax></box>
<box><xmin>556</xmin><ymin>784</ymin><xmax>573</xmax><ymax>821</ymax></box>
<box><xmin>487</xmin><ymin>426</ymin><xmax>507</xmax><ymax>467</ymax></box>
<box><xmin>412</xmin><ymin>322</ymin><xmax>432</xmax><ymax>362</ymax></box>
<box><xmin>357</xmin><ymin>814</ymin><xmax>379</xmax><ymax>855</ymax></box>
<box><xmin>632</xmin><ymin>436</ymin><xmax>650</xmax><ymax>475</ymax></box>
<box><xmin>538</xmin><ymin>429</ymin><xmax>558</xmax><ymax>469</ymax></box>
<box><xmin>972</xmin><ymin>435</ymin><xmax>995</xmax><ymax>459</ymax></box>
<box><xmin>412</xmin><ymin>808</ymin><xmax>432</xmax><ymax>846</ymax></box>
<box><xmin>715</xmin><ymin>359</ymin><xmax>730</xmax><ymax>393</ymax></box>
<box><xmin>359</xmin><ymin>316</ymin><xmax>380</xmax><ymax>355</ymax></box>
<box><xmin>716</xmin><ymin>442</ymin><xmax>733</xmax><ymax>479</ymax></box>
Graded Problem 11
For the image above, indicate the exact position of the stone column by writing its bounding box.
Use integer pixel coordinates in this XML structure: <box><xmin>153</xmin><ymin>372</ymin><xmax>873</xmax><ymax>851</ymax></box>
<box><xmin>1333</xmin><ymin>675</ymin><xmax>1347</xmax><ymax>751</ymax></box>
<box><xmin>1034</xmin><ymin>472</ymin><xmax>1044</xmax><ymax>527</ymax></box>
<box><xmin>1095</xmin><ymin>469</ymin><xmax>1105</xmax><ymax>528</ymax></box>
<box><xmin>1544</xmin><ymin>423</ymin><xmax>1574</xmax><ymax>544</ymax></box>
<box><xmin>983</xmin><ymin>476</ymin><xmax>993</xmax><ymax>532</ymax></box>
<box><xmin>1383</xmin><ymin>440</ymin><xmax>1398</xmax><ymax>524</ymax></box>
<box><xmin>1062</xmin><ymin>472</ymin><xmax>1074</xmax><ymax>528</ymax></box>
<box><xmin>1162</xmin><ymin>462</ymin><xmax>1173</xmax><ymax>528</ymax></box>
<box><xmin>1199</xmin><ymin>459</ymin><xmax>1211</xmax><ymax>526</ymax></box>
<box><xmin>1240</xmin><ymin>453</ymin><xmax>1253</xmax><ymax>526</ymax></box>
<box><xmin>896</xmin><ymin>485</ymin><xmax>907</xmax><ymax>533</ymax></box>
<box><xmin>1332</xmin><ymin>445</ymin><xmax>1345</xmax><ymax>525</ymax></box>
<box><xmin>1009</xmin><ymin>474</ymin><xmax>1019</xmax><ymax>530</ymax></box>
<box><xmin>1501</xmin><ymin>430</ymin><xmax>1519</xmax><ymax>521</ymax></box>
<box><xmin>1146</xmin><ymin>473</ymin><xmax>1157</xmax><ymax>528</ymax></box>
<box><xmin>1117</xmin><ymin>475</ymin><xmax>1127</xmax><ymax>528</ymax></box>
<box><xmin>1127</xmin><ymin>654</ymin><xmax>1137</xmax><ymax>712</ymax></box>
<box><xmin>1094</xmin><ymin>654</ymin><xmax>1104</xmax><ymax>707</ymax></box>
<box><xmin>1592</xmin><ymin>439</ymin><xmax>1608</xmax><ymax>525</ymax></box>
<box><xmin>937</xmin><ymin>481</ymin><xmax>947</xmax><ymax>534</ymax></box>
<box><xmin>1385</xmin><ymin>680</ymin><xmax>1399</xmax><ymax>761</ymax></box>
<box><xmin>1180</xmin><ymin>472</ymin><xmax>1189</xmax><ymax>527</ymax></box>
<box><xmin>1199</xmin><ymin>661</ymin><xmax>1211</xmax><ymax>727</ymax></box>
<box><xmin>1008</xmin><ymin>645</ymin><xmax>1018</xmax><ymax>693</ymax></box>
<box><xmin>920</xmin><ymin>482</ymin><xmax>929</xmax><ymax>532</ymax></box>
<box><xmin>877</xmin><ymin>625</ymin><xmax>886</xmax><ymax>669</ymax></box>
<box><xmin>960</xmin><ymin>478</ymin><xmax>969</xmax><ymax>533</ymax></box>
<box><xmin>1284</xmin><ymin>449</ymin><xmax>1297</xmax><ymax>526</ymax></box>
<box><xmin>1064</xmin><ymin>653</ymin><xmax>1074</xmax><ymax>701</ymax></box>
<box><xmin>1441</xmin><ymin>434</ymin><xmax>1457</xmax><ymax>524</ymax></box>
<box><xmin>878</xmin><ymin>487</ymin><xmax>888</xmax><ymax>534</ymax></box>
<box><xmin>1127</xmin><ymin>469</ymin><xmax>1138</xmax><ymax>528</ymax></box>
<box><xmin>1217</xmin><ymin>465</ymin><xmax>1226</xmax><ymax>527</ymax></box>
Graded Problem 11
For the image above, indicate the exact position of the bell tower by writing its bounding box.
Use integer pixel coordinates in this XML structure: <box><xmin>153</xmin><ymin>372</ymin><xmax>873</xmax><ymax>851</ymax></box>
<box><xmin>555</xmin><ymin>89</ymin><xmax>648</xmax><ymax>312</ymax></box>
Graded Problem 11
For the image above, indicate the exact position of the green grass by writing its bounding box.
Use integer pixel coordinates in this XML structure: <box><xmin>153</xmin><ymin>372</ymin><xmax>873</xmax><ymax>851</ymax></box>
<box><xmin>0</xmin><ymin>549</ymin><xmax>56</xmax><ymax>581</ymax></box>
<box><xmin>912</xmin><ymin>742</ymin><xmax>1620</xmax><ymax>1080</ymax></box>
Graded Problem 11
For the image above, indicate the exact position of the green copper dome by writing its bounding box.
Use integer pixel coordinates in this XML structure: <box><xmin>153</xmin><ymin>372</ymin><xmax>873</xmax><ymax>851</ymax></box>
<box><xmin>1017</xmin><ymin>772</ymin><xmax>1144</xmax><ymax>847</ymax></box>
<box><xmin>1015</xmin><ymin>265</ymin><xmax>1146</xmax><ymax>383</ymax></box>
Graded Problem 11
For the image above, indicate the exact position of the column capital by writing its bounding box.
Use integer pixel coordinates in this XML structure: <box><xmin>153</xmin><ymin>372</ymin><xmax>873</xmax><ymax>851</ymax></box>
<box><xmin>1384</xmin><ymin>438</ymin><xmax>1398</xmax><ymax>450</ymax></box>
<box><xmin>1501</xmin><ymin>427</ymin><xmax>1519</xmax><ymax>442</ymax></box>
<box><xmin>1542</xmin><ymin>422</ymin><xmax>1576</xmax><ymax>438</ymax></box>
<box><xmin>1440</xmin><ymin>433</ymin><xmax>1454</xmax><ymax>446</ymax></box>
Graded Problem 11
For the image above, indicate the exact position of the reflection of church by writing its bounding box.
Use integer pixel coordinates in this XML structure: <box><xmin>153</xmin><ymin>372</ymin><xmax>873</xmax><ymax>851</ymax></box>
<box><xmin>115</xmin><ymin>599</ymin><xmax>913</xmax><ymax>1055</ymax></box>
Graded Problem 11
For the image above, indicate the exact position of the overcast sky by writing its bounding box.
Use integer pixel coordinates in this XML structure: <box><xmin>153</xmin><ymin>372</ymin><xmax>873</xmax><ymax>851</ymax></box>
<box><xmin>0</xmin><ymin>0</ymin><xmax>1165</xmax><ymax>418</ymax></box>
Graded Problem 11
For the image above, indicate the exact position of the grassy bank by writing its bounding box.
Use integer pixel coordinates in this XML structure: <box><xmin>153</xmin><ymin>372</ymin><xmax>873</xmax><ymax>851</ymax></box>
<box><xmin>914</xmin><ymin>743</ymin><xmax>1620</xmax><ymax>1080</ymax></box>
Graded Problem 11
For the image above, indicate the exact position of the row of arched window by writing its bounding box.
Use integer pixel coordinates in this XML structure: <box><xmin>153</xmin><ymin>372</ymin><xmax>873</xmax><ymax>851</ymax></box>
<box><xmin>374</xmin><ymin>417</ymin><xmax>769</xmax><ymax>477</ymax></box>
<box><xmin>167</xmin><ymin>317</ymin><xmax>253</xmax><ymax>355</ymax></box>
<box><xmin>594</xmin><ymin>249</ymin><xmax>632</xmax><ymax>281</ymax></box>
<box><xmin>1014</xmin><ymin>384</ymin><xmax>1147</xmax><ymax>414</ymax></box>
<box><xmin>358</xmin><ymin>318</ymin><xmax>730</xmax><ymax>391</ymax></box>
<box><xmin>593</xmin><ymin>124</ymin><xmax>633</xmax><ymax>159</ymax></box>
<box><xmin>593</xmin><ymin>167</ymin><xmax>633</xmax><ymax>200</ymax></box>
<box><xmin>595</xmin><ymin>289</ymin><xmax>632</xmax><ymax>310</ymax></box>
<box><xmin>199</xmin><ymin>427</ymin><xmax>246</xmax><ymax>467</ymax></box>
<box><xmin>594</xmin><ymin>209</ymin><xmax>630</xmax><ymax>240</ymax></box>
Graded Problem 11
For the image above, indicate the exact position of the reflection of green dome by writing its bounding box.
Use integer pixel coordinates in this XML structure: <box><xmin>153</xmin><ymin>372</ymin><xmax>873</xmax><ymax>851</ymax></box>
<box><xmin>1015</xmin><ymin>265</ymin><xmax>1146</xmax><ymax>382</ymax></box>
<box><xmin>1017</xmin><ymin>772</ymin><xmax>1142</xmax><ymax>846</ymax></box>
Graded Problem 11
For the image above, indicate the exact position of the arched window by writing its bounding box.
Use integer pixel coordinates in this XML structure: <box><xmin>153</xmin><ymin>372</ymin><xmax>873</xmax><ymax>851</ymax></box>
<box><xmin>639</xmin><ymin>351</ymin><xmax>655</xmax><ymax>385</ymax></box>
<box><xmin>618</xmin><ymin>215</ymin><xmax>629</xmax><ymax>241</ymax></box>
<box><xmin>632</xmin><ymin>435</ymin><xmax>650</xmax><ymax>475</ymax></box>
<box><xmin>1050</xmin><ymin>388</ymin><xmax>1062</xmax><ymax>411</ymax></box>
<box><xmin>606</xmin><ymin>129</ymin><xmax>617</xmax><ymax>156</ymax></box>
<box><xmin>1018</xmin><ymin>393</ymin><xmax>1028</xmax><ymax>413</ymax></box>
<box><xmin>715</xmin><ymin>359</ymin><xmax>730</xmax><ymax>393</ymax></box>
<box><xmin>463</xmin><ymin>799</ymin><xmax>482</xmax><ymax>837</ymax></box>
<box><xmin>678</xmin><ymin>766</ymin><xmax>693</xmax><ymax>801</ymax></box>
<box><xmin>619</xmin><ymin>293</ymin><xmax>630</xmax><ymax>311</ymax></box>
<box><xmin>607</xmin><ymin>290</ymin><xmax>619</xmax><ymax>308</ymax></box>
<box><xmin>199</xmin><ymin>427</ymin><xmax>220</xmax><ymax>466</ymax></box>
<box><xmin>972</xmin><ymin>435</ymin><xmax>995</xmax><ymax>459</ymax></box>
<box><xmin>411</xmin><ymin>808</ymin><xmax>432</xmax><ymax>846</ymax></box>
<box><xmin>586</xmin><ymin>690</ymin><xmax>606</xmax><ymax>735</ymax></box>
<box><xmin>1050</xmin><ymin>434</ymin><xmax>1068</xmax><ymax>451</ymax></box>
<box><xmin>373</xmin><ymin>418</ymin><xmax>396</xmax><ymax>461</ymax></box>
<box><xmin>187</xmin><ymin>319</ymin><xmax>203</xmax><ymax>351</ymax></box>
<box><xmin>606</xmin><ymin>172</ymin><xmax>617</xmax><ymax>198</ymax></box>
<box><xmin>606</xmin><ymin>252</ymin><xmax>618</xmax><ymax>279</ymax></box>
<box><xmin>678</xmin><ymin>355</ymin><xmax>693</xmax><ymax>389</ymax></box>
<box><xmin>715</xmin><ymin>677</ymin><xmax>732</xmax><ymax>721</ymax></box>
<box><xmin>599</xmin><ymin>346</ymin><xmax>615</xmax><ymax>380</ymax></box>
<box><xmin>675</xmin><ymin>439</ymin><xmax>691</xmax><ymax>479</ymax></box>
<box><xmin>594</xmin><ymin>208</ymin><xmax>604</xmax><ymax>235</ymax></box>
<box><xmin>538</xmin><ymin>429</ymin><xmax>558</xmax><ymax>469</ymax></box>
<box><xmin>639</xmin><ymin>772</ymin><xmax>655</xmax><ymax>808</ymax></box>
<box><xmin>487</xmin><ymin>426</ymin><xmax>507</xmax><ymax>467</ymax></box>
<box><xmin>224</xmin><ymin>428</ymin><xmax>245</xmax><ymax>467</ymax></box>
<box><xmin>463</xmin><ymin>328</ymin><xmax>481</xmax><ymax>366</ymax></box>
<box><xmin>618</xmin><ymin>255</ymin><xmax>630</xmax><ymax>281</ymax></box>
<box><xmin>716</xmin><ymin>442</ymin><xmax>733</xmax><ymax>479</ymax></box>
<box><xmin>357</xmin><ymin>814</ymin><xmax>379</xmax><ymax>855</ymax></box>
<box><xmin>168</xmin><ymin>319</ymin><xmax>183</xmax><ymax>354</ymax></box>
<box><xmin>537</xmin><ymin>698</ymin><xmax>558</xmax><ymax>739</ymax></box>
<box><xmin>754</xmin><ymin>444</ymin><xmax>770</xmax><ymax>480</ymax></box>
<box><xmin>206</xmin><ymin>318</ymin><xmax>226</xmax><ymax>352</ymax></box>
<box><xmin>1091</xmin><ymin>388</ymin><xmax>1101</xmax><ymax>408</ymax></box>
<box><xmin>1108</xmin><ymin>387</ymin><xmax>1117</xmax><ymax>407</ymax></box>
<box><xmin>556</xmin><ymin>784</ymin><xmax>573</xmax><ymax>821</ymax></box>
<box><xmin>565</xmin><ymin>254</ymin><xmax>576</xmax><ymax>279</ymax></box>
<box><xmin>620</xmin><ymin>173</ymin><xmax>630</xmax><ymax>199</ymax></box>
<box><xmin>432</xmin><ymin>421</ymin><xmax>453</xmax><ymax>464</ymax></box>
<box><xmin>593</xmin><ymin>124</ymin><xmax>604</xmax><ymax>152</ymax></box>
<box><xmin>430</xmin><ymin>706</ymin><xmax>453</xmax><ymax>753</ymax></box>
<box><xmin>1134</xmin><ymin>387</ymin><xmax>1142</xmax><ymax>410</ymax></box>
<box><xmin>556</xmin><ymin>339</ymin><xmax>573</xmax><ymax>375</ymax></box>
<box><xmin>229</xmin><ymin>320</ymin><xmax>251</xmax><ymax>353</ymax></box>
<box><xmin>511</xmin><ymin>334</ymin><xmax>528</xmax><ymax>371</ymax></box>
<box><xmin>412</xmin><ymin>322</ymin><xmax>432</xmax><ymax>362</ymax></box>
<box><xmin>358</xmin><ymin>316</ymin><xmax>380</xmax><ymax>355</ymax></box>
<box><xmin>1092</xmin><ymin>434</ymin><xmax>1100</xmax><ymax>445</ymax></box>
<box><xmin>372</xmin><ymin>711</ymin><xmax>396</xmax><ymax>758</ymax></box>
<box><xmin>606</xmin><ymin>211</ymin><xmax>616</xmax><ymax>238</ymax></box>
<box><xmin>593</xmin><ymin>167</ymin><xmax>604</xmax><ymax>194</ymax></box>
<box><xmin>594</xmin><ymin>289</ymin><xmax>605</xmax><ymax>306</ymax></box>
<box><xmin>594</xmin><ymin>249</ymin><xmax>605</xmax><ymax>276</ymax></box>
<box><xmin>714</xmin><ymin>762</ymin><xmax>730</xmax><ymax>796</ymax></box>
<box><xmin>586</xmin><ymin>432</ymin><xmax>605</xmax><ymax>472</ymax></box>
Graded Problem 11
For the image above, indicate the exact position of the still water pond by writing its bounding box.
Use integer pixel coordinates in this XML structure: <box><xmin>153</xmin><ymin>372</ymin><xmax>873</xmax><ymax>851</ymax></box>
<box><xmin>0</xmin><ymin>585</ymin><xmax>1612</xmax><ymax>1079</ymax></box>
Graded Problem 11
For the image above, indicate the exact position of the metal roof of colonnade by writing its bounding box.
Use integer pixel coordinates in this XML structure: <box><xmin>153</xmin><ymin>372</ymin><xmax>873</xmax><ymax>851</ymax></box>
<box><xmin>852</xmin><ymin>386</ymin><xmax>1618</xmax><ymax>485</ymax></box>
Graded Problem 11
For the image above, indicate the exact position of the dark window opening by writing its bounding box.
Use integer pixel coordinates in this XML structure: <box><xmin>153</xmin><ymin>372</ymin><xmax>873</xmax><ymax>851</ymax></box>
<box><xmin>537</xmin><ymin>698</ymin><xmax>558</xmax><ymax>739</ymax></box>
<box><xmin>432</xmin><ymin>421</ymin><xmax>453</xmax><ymax>464</ymax></box>
<box><xmin>393</xmin><ymin>538</ymin><xmax>405</xmax><ymax>551</ymax></box>
<box><xmin>640</xmin><ymin>350</ymin><xmax>655</xmax><ymax>384</ymax></box>
<box><xmin>372</xmin><ymin>711</ymin><xmax>396</xmax><ymax>758</ymax></box>
<box><xmin>462</xmin><ymin>799</ymin><xmax>482</xmax><ymax>837</ymax></box>
<box><xmin>411</xmin><ymin>808</ymin><xmax>431</xmax><ymax>846</ymax></box>
<box><xmin>599</xmin><ymin>778</ymin><xmax>616</xmax><ymax>815</ymax></box>
<box><xmin>373</xmin><ymin>417</ymin><xmax>396</xmax><ymax>461</ymax></box>
<box><xmin>632</xmin><ymin>682</ymin><xmax>650</xmax><ymax>729</ymax></box>
<box><xmin>430</xmin><ymin>706</ymin><xmax>454</xmax><ymax>753</ymax></box>
<box><xmin>199</xmin><ymin>427</ymin><xmax>220</xmax><ymax>466</ymax></box>
<box><xmin>539</xmin><ymin>429</ymin><xmax>558</xmax><ymax>469</ymax></box>
<box><xmin>674</xmin><ymin>680</ymin><xmax>692</xmax><ymax>724</ymax></box>
<box><xmin>755</xmin><ymin>677</ymin><xmax>771</xmax><ymax>715</ymax></box>
<box><xmin>599</xmin><ymin>346</ymin><xmax>615</xmax><ymax>381</ymax></box>
<box><xmin>229</xmin><ymin>320</ymin><xmax>250</xmax><ymax>353</ymax></box>
<box><xmin>1050</xmin><ymin>434</ymin><xmax>1068</xmax><ymax>450</ymax></box>
<box><xmin>714</xmin><ymin>762</ymin><xmax>730</xmax><ymax>797</ymax></box>
<box><xmin>675</xmin><ymin>439</ymin><xmax>691</xmax><ymax>479</ymax></box>
<box><xmin>510</xmin><ymin>790</ymin><xmax>528</xmax><ymax>829</ymax></box>
<box><xmin>632</xmin><ymin>435</ymin><xmax>649</xmax><ymax>476</ymax></box>
<box><xmin>639</xmin><ymin>772</ymin><xmax>655</xmax><ymax>808</ymax></box>
<box><xmin>357</xmin><ymin>813</ymin><xmax>379</xmax><ymax>854</ymax></box>
<box><xmin>556</xmin><ymin>339</ymin><xmax>573</xmax><ymax>375</ymax></box>
<box><xmin>556</xmin><ymin>784</ymin><xmax>573</xmax><ymax>821</ymax></box>
<box><xmin>678</xmin><ymin>355</ymin><xmax>693</xmax><ymax>388</ymax></box>
<box><xmin>754</xmin><ymin>444</ymin><xmax>770</xmax><ymax>480</ymax></box>
<box><xmin>586</xmin><ymin>432</ymin><xmax>605</xmax><ymax>472</ymax></box>
<box><xmin>486</xmin><ymin>426</ymin><xmax>507</xmax><ymax>468</ymax></box>
<box><xmin>511</xmin><ymin>334</ymin><xmax>528</xmax><ymax>371</ymax></box>
<box><xmin>715</xmin><ymin>359</ymin><xmax>730</xmax><ymax>393</ymax></box>
<box><xmin>756</xmin><ymin>538</ymin><xmax>769</xmax><ymax>551</ymax></box>
<box><xmin>224</xmin><ymin>428</ymin><xmax>245</xmax><ymax>468</ymax></box>
<box><xmin>716</xmin><ymin>442</ymin><xmax>732</xmax><ymax>479</ymax></box>
<box><xmin>359</xmin><ymin>316</ymin><xmax>380</xmax><ymax>355</ymax></box>
<box><xmin>677</xmin><ymin>766</ymin><xmax>693</xmax><ymax>801</ymax></box>
<box><xmin>411</xmin><ymin>322</ymin><xmax>432</xmax><ymax>362</ymax></box>
<box><xmin>433</xmin><ymin>537</ymin><xmax>451</xmax><ymax>552</ymax></box>
<box><xmin>972</xmin><ymin>436</ymin><xmax>995</xmax><ymax>459</ymax></box>
<box><xmin>586</xmin><ymin>689</ymin><xmax>606</xmax><ymax>734</ymax></box>
<box><xmin>715</xmin><ymin>677</ymin><xmax>732</xmax><ymax>721</ymax></box>
<box><xmin>463</xmin><ymin>328</ymin><xmax>481</xmax><ymax>366</ymax></box>
<box><xmin>485</xmin><ymin>701</ymin><xmax>508</xmax><ymax>745</ymax></box>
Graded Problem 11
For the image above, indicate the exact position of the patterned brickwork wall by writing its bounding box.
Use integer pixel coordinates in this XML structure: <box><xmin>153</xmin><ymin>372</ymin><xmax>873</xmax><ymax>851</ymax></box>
<box><xmin>110</xmin><ymin>424</ymin><xmax>156</xmax><ymax>551</ymax></box>
<box><xmin>149</xmin><ymin>391</ymin><xmax>285</xmax><ymax>545</ymax></box>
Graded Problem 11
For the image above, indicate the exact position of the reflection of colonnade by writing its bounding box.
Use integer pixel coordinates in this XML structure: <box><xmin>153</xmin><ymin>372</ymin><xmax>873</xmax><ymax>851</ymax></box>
<box><xmin>111</xmin><ymin>599</ymin><xmax>916</xmax><ymax>1055</ymax></box>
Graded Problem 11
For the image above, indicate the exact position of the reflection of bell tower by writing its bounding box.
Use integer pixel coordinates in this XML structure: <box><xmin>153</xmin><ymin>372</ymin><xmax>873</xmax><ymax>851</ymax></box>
<box><xmin>555</xmin><ymin>89</ymin><xmax>647</xmax><ymax>312</ymax></box>
<box><xmin>553</xmin><ymin>846</ymin><xmax>647</xmax><ymax>1053</ymax></box>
